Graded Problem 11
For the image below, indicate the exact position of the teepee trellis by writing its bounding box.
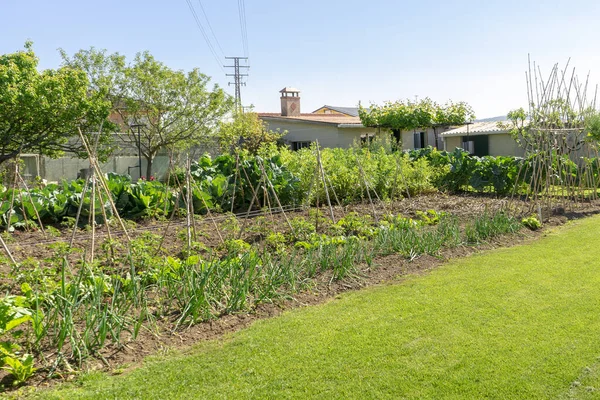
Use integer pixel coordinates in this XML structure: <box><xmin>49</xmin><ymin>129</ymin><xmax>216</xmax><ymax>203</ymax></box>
<box><xmin>508</xmin><ymin>57</ymin><xmax>600</xmax><ymax>219</ymax></box>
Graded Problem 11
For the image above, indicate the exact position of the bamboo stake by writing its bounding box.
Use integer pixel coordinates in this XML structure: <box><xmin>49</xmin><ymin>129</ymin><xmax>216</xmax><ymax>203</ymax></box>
<box><xmin>230</xmin><ymin>152</ymin><xmax>240</xmax><ymax>214</ymax></box>
<box><xmin>77</xmin><ymin>127</ymin><xmax>131</xmax><ymax>242</ymax></box>
<box><xmin>0</xmin><ymin>233</ymin><xmax>17</xmax><ymax>267</ymax></box>
<box><xmin>356</xmin><ymin>156</ymin><xmax>379</xmax><ymax>222</ymax></box>
<box><xmin>237</xmin><ymin>163</ymin><xmax>265</xmax><ymax>240</ymax></box>
<box><xmin>185</xmin><ymin>154</ymin><xmax>193</xmax><ymax>251</ymax></box>
<box><xmin>90</xmin><ymin>172</ymin><xmax>96</xmax><ymax>264</ymax></box>
<box><xmin>69</xmin><ymin>173</ymin><xmax>91</xmax><ymax>248</ymax></box>
<box><xmin>5</xmin><ymin>160</ymin><xmax>19</xmax><ymax>233</ymax></box>
<box><xmin>17</xmin><ymin>171</ymin><xmax>46</xmax><ymax>238</ymax></box>
<box><xmin>315</xmin><ymin>141</ymin><xmax>335</xmax><ymax>223</ymax></box>
<box><xmin>258</xmin><ymin>158</ymin><xmax>293</xmax><ymax>232</ymax></box>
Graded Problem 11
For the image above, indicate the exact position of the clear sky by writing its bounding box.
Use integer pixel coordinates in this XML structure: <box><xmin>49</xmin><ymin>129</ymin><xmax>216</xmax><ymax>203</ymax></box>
<box><xmin>2</xmin><ymin>0</ymin><xmax>599</xmax><ymax>118</ymax></box>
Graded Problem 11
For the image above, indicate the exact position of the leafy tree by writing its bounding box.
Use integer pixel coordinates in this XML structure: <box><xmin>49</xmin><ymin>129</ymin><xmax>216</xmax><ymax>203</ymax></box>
<box><xmin>218</xmin><ymin>111</ymin><xmax>284</xmax><ymax>154</ymax></box>
<box><xmin>0</xmin><ymin>43</ymin><xmax>112</xmax><ymax>166</ymax></box>
<box><xmin>62</xmin><ymin>48</ymin><xmax>233</xmax><ymax>178</ymax></box>
<box><xmin>359</xmin><ymin>98</ymin><xmax>475</xmax><ymax>148</ymax></box>
<box><xmin>59</xmin><ymin>47</ymin><xmax>126</xmax><ymax>108</ymax></box>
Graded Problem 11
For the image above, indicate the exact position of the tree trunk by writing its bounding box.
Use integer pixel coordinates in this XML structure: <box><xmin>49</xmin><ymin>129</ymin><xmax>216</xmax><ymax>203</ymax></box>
<box><xmin>432</xmin><ymin>126</ymin><xmax>439</xmax><ymax>150</ymax></box>
<box><xmin>145</xmin><ymin>155</ymin><xmax>153</xmax><ymax>180</ymax></box>
<box><xmin>0</xmin><ymin>152</ymin><xmax>20</xmax><ymax>166</ymax></box>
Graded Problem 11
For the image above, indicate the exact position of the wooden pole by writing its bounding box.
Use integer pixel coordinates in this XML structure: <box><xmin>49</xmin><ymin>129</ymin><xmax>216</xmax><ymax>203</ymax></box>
<box><xmin>315</xmin><ymin>141</ymin><xmax>335</xmax><ymax>223</ymax></box>
<box><xmin>77</xmin><ymin>128</ymin><xmax>131</xmax><ymax>242</ymax></box>
<box><xmin>258</xmin><ymin>158</ymin><xmax>293</xmax><ymax>232</ymax></box>
<box><xmin>356</xmin><ymin>156</ymin><xmax>379</xmax><ymax>222</ymax></box>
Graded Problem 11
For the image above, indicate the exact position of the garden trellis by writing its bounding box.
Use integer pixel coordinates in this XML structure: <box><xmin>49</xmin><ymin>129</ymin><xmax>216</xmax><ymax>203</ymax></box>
<box><xmin>506</xmin><ymin>57</ymin><xmax>600</xmax><ymax>218</ymax></box>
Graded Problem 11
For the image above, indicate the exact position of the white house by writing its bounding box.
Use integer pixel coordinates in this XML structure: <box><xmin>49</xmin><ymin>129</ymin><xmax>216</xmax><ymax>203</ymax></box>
<box><xmin>258</xmin><ymin>88</ymin><xmax>381</xmax><ymax>149</ymax></box>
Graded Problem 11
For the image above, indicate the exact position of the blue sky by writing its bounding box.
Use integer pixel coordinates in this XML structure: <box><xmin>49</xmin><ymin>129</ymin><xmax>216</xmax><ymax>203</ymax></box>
<box><xmin>2</xmin><ymin>0</ymin><xmax>599</xmax><ymax>118</ymax></box>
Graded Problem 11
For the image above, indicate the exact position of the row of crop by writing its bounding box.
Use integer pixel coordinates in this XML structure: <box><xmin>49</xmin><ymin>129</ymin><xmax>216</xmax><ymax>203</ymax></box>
<box><xmin>0</xmin><ymin>148</ymin><xmax>439</xmax><ymax>229</ymax></box>
<box><xmin>408</xmin><ymin>146</ymin><xmax>600</xmax><ymax>195</ymax></box>
<box><xmin>1</xmin><ymin>209</ymin><xmax>527</xmax><ymax>385</ymax></box>
<box><xmin>0</xmin><ymin>153</ymin><xmax>303</xmax><ymax>229</ymax></box>
<box><xmin>3</xmin><ymin>143</ymin><xmax>593</xmax><ymax>230</ymax></box>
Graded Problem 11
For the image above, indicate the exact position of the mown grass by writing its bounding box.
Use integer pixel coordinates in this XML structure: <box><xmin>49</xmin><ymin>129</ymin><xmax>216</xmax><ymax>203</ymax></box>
<box><xmin>32</xmin><ymin>215</ymin><xmax>600</xmax><ymax>399</ymax></box>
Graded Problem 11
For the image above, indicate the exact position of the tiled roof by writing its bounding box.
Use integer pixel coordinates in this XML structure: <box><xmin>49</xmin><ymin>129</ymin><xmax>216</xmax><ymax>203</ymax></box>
<box><xmin>441</xmin><ymin>121</ymin><xmax>513</xmax><ymax>137</ymax></box>
<box><xmin>258</xmin><ymin>113</ymin><xmax>363</xmax><ymax>126</ymax></box>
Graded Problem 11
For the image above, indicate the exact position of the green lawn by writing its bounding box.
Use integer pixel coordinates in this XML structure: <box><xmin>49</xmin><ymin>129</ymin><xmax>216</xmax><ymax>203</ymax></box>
<box><xmin>36</xmin><ymin>216</ymin><xmax>600</xmax><ymax>399</ymax></box>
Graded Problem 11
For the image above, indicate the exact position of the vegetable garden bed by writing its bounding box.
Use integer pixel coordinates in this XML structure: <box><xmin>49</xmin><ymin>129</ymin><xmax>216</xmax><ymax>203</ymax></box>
<box><xmin>2</xmin><ymin>190</ymin><xmax>597</xmax><ymax>391</ymax></box>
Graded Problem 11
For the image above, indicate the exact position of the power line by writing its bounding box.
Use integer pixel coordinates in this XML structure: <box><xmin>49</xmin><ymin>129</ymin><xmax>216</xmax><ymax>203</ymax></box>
<box><xmin>237</xmin><ymin>0</ymin><xmax>249</xmax><ymax>58</ymax></box>
<box><xmin>196</xmin><ymin>0</ymin><xmax>226</xmax><ymax>59</ymax></box>
<box><xmin>184</xmin><ymin>0</ymin><xmax>225</xmax><ymax>73</ymax></box>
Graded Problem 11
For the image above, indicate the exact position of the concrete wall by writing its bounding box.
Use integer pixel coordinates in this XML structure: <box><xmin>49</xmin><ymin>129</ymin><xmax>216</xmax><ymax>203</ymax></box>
<box><xmin>263</xmin><ymin>120</ymin><xmax>380</xmax><ymax>149</ymax></box>
<box><xmin>443</xmin><ymin>133</ymin><xmax>525</xmax><ymax>157</ymax></box>
<box><xmin>40</xmin><ymin>156</ymin><xmax>172</xmax><ymax>182</ymax></box>
<box><xmin>444</xmin><ymin>136</ymin><xmax>462</xmax><ymax>152</ymax></box>
<box><xmin>400</xmin><ymin>127</ymin><xmax>447</xmax><ymax>150</ymax></box>
<box><xmin>488</xmin><ymin>134</ymin><xmax>525</xmax><ymax>157</ymax></box>
<box><xmin>18</xmin><ymin>138</ymin><xmax>220</xmax><ymax>182</ymax></box>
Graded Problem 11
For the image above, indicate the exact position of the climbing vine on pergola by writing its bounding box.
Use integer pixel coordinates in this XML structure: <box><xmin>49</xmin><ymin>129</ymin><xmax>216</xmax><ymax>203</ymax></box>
<box><xmin>358</xmin><ymin>98</ymin><xmax>475</xmax><ymax>148</ymax></box>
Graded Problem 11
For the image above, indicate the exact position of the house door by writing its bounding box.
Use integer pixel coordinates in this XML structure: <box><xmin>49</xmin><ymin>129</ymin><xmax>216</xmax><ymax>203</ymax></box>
<box><xmin>462</xmin><ymin>135</ymin><xmax>489</xmax><ymax>156</ymax></box>
<box><xmin>413</xmin><ymin>132</ymin><xmax>425</xmax><ymax>149</ymax></box>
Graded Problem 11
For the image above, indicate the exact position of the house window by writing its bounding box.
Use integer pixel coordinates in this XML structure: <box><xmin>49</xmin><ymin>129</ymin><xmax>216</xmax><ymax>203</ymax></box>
<box><xmin>413</xmin><ymin>132</ymin><xmax>425</xmax><ymax>149</ymax></box>
<box><xmin>361</xmin><ymin>134</ymin><xmax>375</xmax><ymax>146</ymax></box>
<box><xmin>462</xmin><ymin>140</ymin><xmax>475</xmax><ymax>154</ymax></box>
<box><xmin>292</xmin><ymin>141</ymin><xmax>312</xmax><ymax>151</ymax></box>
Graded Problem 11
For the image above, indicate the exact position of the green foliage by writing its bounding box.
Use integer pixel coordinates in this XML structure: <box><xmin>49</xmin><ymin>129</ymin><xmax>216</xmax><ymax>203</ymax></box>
<box><xmin>2</xmin><ymin>353</ymin><xmax>36</xmax><ymax>386</ymax></box>
<box><xmin>522</xmin><ymin>215</ymin><xmax>541</xmax><ymax>230</ymax></box>
<box><xmin>0</xmin><ymin>295</ymin><xmax>37</xmax><ymax>385</ymax></box>
<box><xmin>0</xmin><ymin>173</ymin><xmax>177</xmax><ymax>228</ymax></box>
<box><xmin>464</xmin><ymin>212</ymin><xmax>522</xmax><ymax>243</ymax></box>
<box><xmin>359</xmin><ymin>98</ymin><xmax>475</xmax><ymax>145</ymax></box>
<box><xmin>470</xmin><ymin>156</ymin><xmax>522</xmax><ymax>195</ymax></box>
<box><xmin>0</xmin><ymin>42</ymin><xmax>114</xmax><ymax>166</ymax></box>
<box><xmin>336</xmin><ymin>212</ymin><xmax>376</xmax><ymax>238</ymax></box>
<box><xmin>284</xmin><ymin>145</ymin><xmax>437</xmax><ymax>205</ymax></box>
<box><xmin>289</xmin><ymin>216</ymin><xmax>316</xmax><ymax>242</ymax></box>
<box><xmin>219</xmin><ymin>112</ymin><xmax>284</xmax><ymax>154</ymax></box>
<box><xmin>221</xmin><ymin>239</ymin><xmax>251</xmax><ymax>255</ymax></box>
<box><xmin>409</xmin><ymin>146</ymin><xmax>527</xmax><ymax>195</ymax></box>
<box><xmin>182</xmin><ymin>152</ymin><xmax>301</xmax><ymax>212</ymax></box>
<box><xmin>265</xmin><ymin>232</ymin><xmax>286</xmax><ymax>252</ymax></box>
<box><xmin>61</xmin><ymin>47</ymin><xmax>233</xmax><ymax>178</ymax></box>
<box><xmin>586</xmin><ymin>113</ymin><xmax>600</xmax><ymax>142</ymax></box>
<box><xmin>416</xmin><ymin>209</ymin><xmax>447</xmax><ymax>225</ymax></box>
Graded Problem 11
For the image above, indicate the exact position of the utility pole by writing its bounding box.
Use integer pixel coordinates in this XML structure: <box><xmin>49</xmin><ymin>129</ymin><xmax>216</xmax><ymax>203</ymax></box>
<box><xmin>224</xmin><ymin>56</ymin><xmax>249</xmax><ymax>112</ymax></box>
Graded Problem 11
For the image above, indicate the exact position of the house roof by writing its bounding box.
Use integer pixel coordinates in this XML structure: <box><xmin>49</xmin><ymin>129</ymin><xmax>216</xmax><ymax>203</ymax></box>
<box><xmin>258</xmin><ymin>113</ymin><xmax>364</xmax><ymax>127</ymax></box>
<box><xmin>312</xmin><ymin>105</ymin><xmax>360</xmax><ymax>117</ymax></box>
<box><xmin>441</xmin><ymin>121</ymin><xmax>512</xmax><ymax>137</ymax></box>
<box><xmin>475</xmin><ymin>115</ymin><xmax>508</xmax><ymax>123</ymax></box>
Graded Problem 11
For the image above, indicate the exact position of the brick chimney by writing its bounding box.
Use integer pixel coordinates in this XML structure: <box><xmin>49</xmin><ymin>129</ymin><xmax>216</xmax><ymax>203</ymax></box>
<box><xmin>280</xmin><ymin>87</ymin><xmax>301</xmax><ymax>116</ymax></box>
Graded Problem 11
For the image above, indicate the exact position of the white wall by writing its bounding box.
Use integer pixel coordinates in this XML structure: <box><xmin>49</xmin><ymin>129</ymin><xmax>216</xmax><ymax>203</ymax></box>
<box><xmin>400</xmin><ymin>127</ymin><xmax>445</xmax><ymax>150</ymax></box>
<box><xmin>443</xmin><ymin>133</ymin><xmax>526</xmax><ymax>157</ymax></box>
<box><xmin>263</xmin><ymin>119</ymin><xmax>379</xmax><ymax>149</ymax></box>
<box><xmin>488</xmin><ymin>134</ymin><xmax>525</xmax><ymax>157</ymax></box>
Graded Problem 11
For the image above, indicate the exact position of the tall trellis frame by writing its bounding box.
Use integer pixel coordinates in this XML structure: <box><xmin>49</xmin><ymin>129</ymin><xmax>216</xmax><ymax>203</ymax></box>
<box><xmin>508</xmin><ymin>57</ymin><xmax>600</xmax><ymax>218</ymax></box>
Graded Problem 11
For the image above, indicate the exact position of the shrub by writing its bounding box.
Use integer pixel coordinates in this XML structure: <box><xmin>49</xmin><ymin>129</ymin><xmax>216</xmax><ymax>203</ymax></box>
<box><xmin>522</xmin><ymin>215</ymin><xmax>541</xmax><ymax>230</ymax></box>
